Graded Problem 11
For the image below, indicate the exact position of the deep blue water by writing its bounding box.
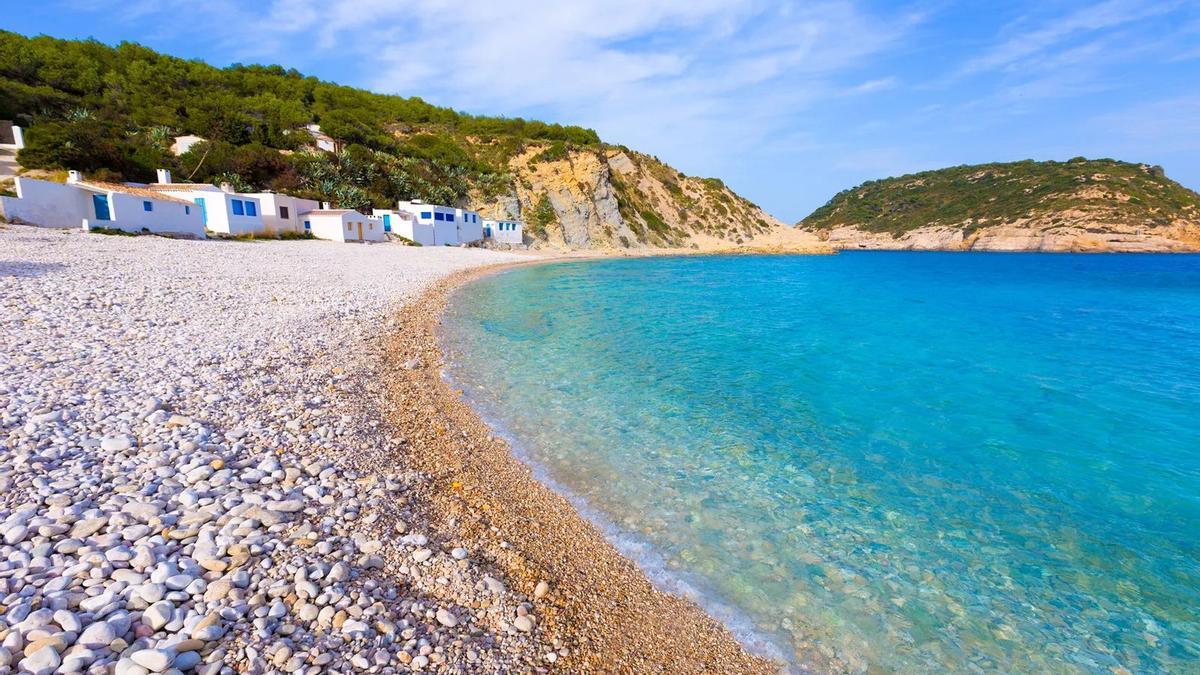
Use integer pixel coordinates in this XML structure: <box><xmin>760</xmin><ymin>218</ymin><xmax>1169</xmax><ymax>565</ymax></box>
<box><xmin>440</xmin><ymin>252</ymin><xmax>1200</xmax><ymax>673</ymax></box>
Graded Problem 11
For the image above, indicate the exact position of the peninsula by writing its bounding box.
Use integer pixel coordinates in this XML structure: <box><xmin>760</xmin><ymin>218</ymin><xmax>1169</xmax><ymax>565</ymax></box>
<box><xmin>800</xmin><ymin>158</ymin><xmax>1200</xmax><ymax>252</ymax></box>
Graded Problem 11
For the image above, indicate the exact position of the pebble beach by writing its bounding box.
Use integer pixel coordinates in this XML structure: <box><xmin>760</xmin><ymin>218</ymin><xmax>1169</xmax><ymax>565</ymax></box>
<box><xmin>0</xmin><ymin>225</ymin><xmax>771</xmax><ymax>674</ymax></box>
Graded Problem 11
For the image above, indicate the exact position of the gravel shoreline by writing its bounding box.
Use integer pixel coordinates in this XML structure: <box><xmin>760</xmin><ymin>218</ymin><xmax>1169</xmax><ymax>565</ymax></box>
<box><xmin>0</xmin><ymin>224</ymin><xmax>776</xmax><ymax>673</ymax></box>
<box><xmin>383</xmin><ymin>265</ymin><xmax>778</xmax><ymax>674</ymax></box>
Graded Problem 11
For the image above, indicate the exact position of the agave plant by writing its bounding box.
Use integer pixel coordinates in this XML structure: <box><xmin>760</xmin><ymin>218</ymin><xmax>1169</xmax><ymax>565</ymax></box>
<box><xmin>214</xmin><ymin>172</ymin><xmax>251</xmax><ymax>193</ymax></box>
<box><xmin>146</xmin><ymin>125</ymin><xmax>176</xmax><ymax>146</ymax></box>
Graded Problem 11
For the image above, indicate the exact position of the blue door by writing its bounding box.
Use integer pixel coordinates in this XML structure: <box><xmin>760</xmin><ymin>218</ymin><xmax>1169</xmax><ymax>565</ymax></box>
<box><xmin>382</xmin><ymin>214</ymin><xmax>391</xmax><ymax>232</ymax></box>
<box><xmin>92</xmin><ymin>194</ymin><xmax>111</xmax><ymax>221</ymax></box>
<box><xmin>194</xmin><ymin>197</ymin><xmax>207</xmax><ymax>224</ymax></box>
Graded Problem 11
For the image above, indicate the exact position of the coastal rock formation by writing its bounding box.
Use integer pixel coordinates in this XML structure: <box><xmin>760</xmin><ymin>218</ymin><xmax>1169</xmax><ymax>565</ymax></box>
<box><xmin>469</xmin><ymin>143</ymin><xmax>829</xmax><ymax>252</ymax></box>
<box><xmin>802</xmin><ymin>158</ymin><xmax>1200</xmax><ymax>252</ymax></box>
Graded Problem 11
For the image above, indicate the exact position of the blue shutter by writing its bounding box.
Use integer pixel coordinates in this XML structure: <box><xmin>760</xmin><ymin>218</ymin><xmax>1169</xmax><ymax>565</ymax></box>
<box><xmin>92</xmin><ymin>194</ymin><xmax>111</xmax><ymax>221</ymax></box>
<box><xmin>246</xmin><ymin>201</ymin><xmax>257</xmax><ymax>217</ymax></box>
<box><xmin>232</xmin><ymin>199</ymin><xmax>244</xmax><ymax>216</ymax></box>
<box><xmin>143</xmin><ymin>201</ymin><xmax>153</xmax><ymax>212</ymax></box>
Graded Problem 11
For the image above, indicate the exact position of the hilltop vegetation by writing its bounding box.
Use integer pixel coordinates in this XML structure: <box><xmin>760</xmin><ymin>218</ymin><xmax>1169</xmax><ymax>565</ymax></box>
<box><xmin>801</xmin><ymin>158</ymin><xmax>1200</xmax><ymax>236</ymax></box>
<box><xmin>0</xmin><ymin>30</ymin><xmax>804</xmax><ymax>250</ymax></box>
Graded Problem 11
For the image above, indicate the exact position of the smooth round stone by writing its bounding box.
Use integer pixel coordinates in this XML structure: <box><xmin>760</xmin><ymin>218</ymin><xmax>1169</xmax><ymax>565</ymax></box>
<box><xmin>100</xmin><ymin>437</ymin><xmax>133</xmax><ymax>452</ymax></box>
<box><xmin>435</xmin><ymin>609</ymin><xmax>458</xmax><ymax>628</ymax></box>
<box><xmin>130</xmin><ymin>647</ymin><xmax>174</xmax><ymax>672</ymax></box>
<box><xmin>142</xmin><ymin>601</ymin><xmax>174</xmax><ymax>630</ymax></box>
<box><xmin>77</xmin><ymin>621</ymin><xmax>117</xmax><ymax>647</ymax></box>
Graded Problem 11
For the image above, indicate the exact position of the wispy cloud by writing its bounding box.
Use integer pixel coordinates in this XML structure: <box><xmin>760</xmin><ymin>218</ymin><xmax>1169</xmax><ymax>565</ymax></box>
<box><xmin>846</xmin><ymin>77</ymin><xmax>900</xmax><ymax>95</ymax></box>
<box><xmin>959</xmin><ymin>0</ymin><xmax>1179</xmax><ymax>75</ymax></box>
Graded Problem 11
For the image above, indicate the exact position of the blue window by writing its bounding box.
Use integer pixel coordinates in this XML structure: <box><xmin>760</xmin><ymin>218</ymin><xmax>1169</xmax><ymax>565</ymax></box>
<box><xmin>472</xmin><ymin>214</ymin><xmax>477</xmax><ymax>223</ymax></box>
<box><xmin>143</xmin><ymin>201</ymin><xmax>153</xmax><ymax>212</ymax></box>
<box><xmin>232</xmin><ymin>199</ymin><xmax>245</xmax><ymax>216</ymax></box>
<box><xmin>245</xmin><ymin>201</ymin><xmax>257</xmax><ymax>217</ymax></box>
<box><xmin>446</xmin><ymin>213</ymin><xmax>455</xmax><ymax>221</ymax></box>
<box><xmin>420</xmin><ymin>211</ymin><xmax>432</xmax><ymax>219</ymax></box>
<box><xmin>303</xmin><ymin>220</ymin><xmax>311</xmax><ymax>230</ymax></box>
<box><xmin>92</xmin><ymin>194</ymin><xmax>111</xmax><ymax>221</ymax></box>
<box><xmin>434</xmin><ymin>212</ymin><xmax>444</xmax><ymax>221</ymax></box>
<box><xmin>185</xmin><ymin>206</ymin><xmax>190</xmax><ymax>215</ymax></box>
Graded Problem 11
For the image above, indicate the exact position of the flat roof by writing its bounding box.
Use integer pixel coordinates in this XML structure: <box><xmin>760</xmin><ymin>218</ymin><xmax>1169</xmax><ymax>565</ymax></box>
<box><xmin>76</xmin><ymin>181</ymin><xmax>195</xmax><ymax>206</ymax></box>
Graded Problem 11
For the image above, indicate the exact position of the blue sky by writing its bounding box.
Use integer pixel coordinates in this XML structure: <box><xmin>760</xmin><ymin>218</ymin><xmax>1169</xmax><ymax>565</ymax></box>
<box><xmin>6</xmin><ymin>1</ymin><xmax>1200</xmax><ymax>222</ymax></box>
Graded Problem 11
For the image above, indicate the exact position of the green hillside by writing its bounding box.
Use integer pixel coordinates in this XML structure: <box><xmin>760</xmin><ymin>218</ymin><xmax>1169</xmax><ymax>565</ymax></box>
<box><xmin>799</xmin><ymin>158</ymin><xmax>1200</xmax><ymax>236</ymax></box>
<box><xmin>0</xmin><ymin>30</ymin><xmax>596</xmax><ymax>209</ymax></box>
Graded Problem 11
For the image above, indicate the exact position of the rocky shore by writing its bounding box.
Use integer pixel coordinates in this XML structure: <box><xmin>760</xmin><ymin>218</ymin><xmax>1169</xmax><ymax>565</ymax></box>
<box><xmin>0</xmin><ymin>225</ymin><xmax>549</xmax><ymax>673</ymax></box>
<box><xmin>0</xmin><ymin>224</ymin><xmax>774</xmax><ymax>674</ymax></box>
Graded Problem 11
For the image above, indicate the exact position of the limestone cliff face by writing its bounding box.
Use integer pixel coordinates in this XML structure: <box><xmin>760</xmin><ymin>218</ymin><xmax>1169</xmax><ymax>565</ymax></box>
<box><xmin>468</xmin><ymin>143</ymin><xmax>825</xmax><ymax>252</ymax></box>
<box><xmin>820</xmin><ymin>218</ymin><xmax>1200</xmax><ymax>253</ymax></box>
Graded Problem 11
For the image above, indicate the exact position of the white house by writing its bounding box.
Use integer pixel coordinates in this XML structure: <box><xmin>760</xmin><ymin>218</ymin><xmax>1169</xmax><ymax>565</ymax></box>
<box><xmin>0</xmin><ymin>172</ymin><xmax>205</xmax><ymax>238</ymax></box>
<box><xmin>306</xmin><ymin>209</ymin><xmax>387</xmax><ymax>243</ymax></box>
<box><xmin>0</xmin><ymin>176</ymin><xmax>87</xmax><ymax>227</ymax></box>
<box><xmin>372</xmin><ymin>209</ymin><xmax>435</xmax><ymax>245</ymax></box>
<box><xmin>170</xmin><ymin>135</ymin><xmax>205</xmax><ymax>156</ymax></box>
<box><xmin>455</xmin><ymin>208</ymin><xmax>484</xmax><ymax>244</ymax></box>
<box><xmin>394</xmin><ymin>200</ymin><xmax>463</xmax><ymax>245</ymax></box>
<box><xmin>247</xmin><ymin>192</ymin><xmax>320</xmax><ymax>235</ymax></box>
<box><xmin>304</xmin><ymin>124</ymin><xmax>342</xmax><ymax>153</ymax></box>
<box><xmin>0</xmin><ymin>120</ymin><xmax>23</xmax><ymax>180</ymax></box>
<box><xmin>146</xmin><ymin>170</ymin><xmax>265</xmax><ymax>236</ymax></box>
<box><xmin>483</xmin><ymin>218</ymin><xmax>524</xmax><ymax>245</ymax></box>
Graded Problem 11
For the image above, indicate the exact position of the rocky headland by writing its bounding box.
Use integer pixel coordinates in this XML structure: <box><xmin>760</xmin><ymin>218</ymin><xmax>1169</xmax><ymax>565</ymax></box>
<box><xmin>800</xmin><ymin>158</ymin><xmax>1200</xmax><ymax>252</ymax></box>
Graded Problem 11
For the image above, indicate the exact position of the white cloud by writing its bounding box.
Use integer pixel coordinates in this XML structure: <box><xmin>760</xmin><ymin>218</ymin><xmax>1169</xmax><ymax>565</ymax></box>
<box><xmin>232</xmin><ymin>0</ymin><xmax>920</xmax><ymax>185</ymax></box>
<box><xmin>959</xmin><ymin>0</ymin><xmax>1179</xmax><ymax>75</ymax></box>
<box><xmin>846</xmin><ymin>77</ymin><xmax>900</xmax><ymax>95</ymax></box>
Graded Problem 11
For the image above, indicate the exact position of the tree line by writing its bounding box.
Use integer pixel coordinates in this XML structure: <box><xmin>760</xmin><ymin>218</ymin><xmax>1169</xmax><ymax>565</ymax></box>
<box><xmin>0</xmin><ymin>30</ymin><xmax>600</xmax><ymax>209</ymax></box>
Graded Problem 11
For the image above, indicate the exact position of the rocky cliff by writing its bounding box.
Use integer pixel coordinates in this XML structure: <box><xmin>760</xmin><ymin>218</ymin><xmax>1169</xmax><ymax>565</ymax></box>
<box><xmin>800</xmin><ymin>158</ymin><xmax>1200</xmax><ymax>252</ymax></box>
<box><xmin>467</xmin><ymin>143</ymin><xmax>827</xmax><ymax>252</ymax></box>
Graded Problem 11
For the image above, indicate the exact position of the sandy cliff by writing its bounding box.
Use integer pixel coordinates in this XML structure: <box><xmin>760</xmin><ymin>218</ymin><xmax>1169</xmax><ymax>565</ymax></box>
<box><xmin>468</xmin><ymin>143</ymin><xmax>829</xmax><ymax>253</ymax></box>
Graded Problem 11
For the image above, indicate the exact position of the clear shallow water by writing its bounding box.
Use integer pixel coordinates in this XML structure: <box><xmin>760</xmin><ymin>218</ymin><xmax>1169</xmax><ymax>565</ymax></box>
<box><xmin>440</xmin><ymin>253</ymin><xmax>1200</xmax><ymax>673</ymax></box>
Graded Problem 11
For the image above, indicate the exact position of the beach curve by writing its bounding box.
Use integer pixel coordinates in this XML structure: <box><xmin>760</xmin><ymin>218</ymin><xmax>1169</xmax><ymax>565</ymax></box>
<box><xmin>383</xmin><ymin>260</ymin><xmax>783</xmax><ymax>674</ymax></box>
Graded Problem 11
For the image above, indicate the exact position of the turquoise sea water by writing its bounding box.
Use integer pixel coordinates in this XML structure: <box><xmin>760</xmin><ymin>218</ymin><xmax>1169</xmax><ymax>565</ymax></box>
<box><xmin>440</xmin><ymin>253</ymin><xmax>1200</xmax><ymax>673</ymax></box>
